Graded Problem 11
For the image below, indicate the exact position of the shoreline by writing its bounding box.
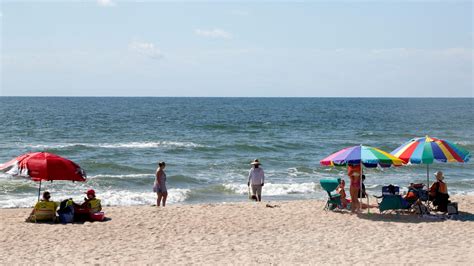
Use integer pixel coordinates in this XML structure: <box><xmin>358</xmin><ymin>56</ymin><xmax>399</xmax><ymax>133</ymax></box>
<box><xmin>2</xmin><ymin>190</ymin><xmax>474</xmax><ymax>209</ymax></box>
<box><xmin>1</xmin><ymin>196</ymin><xmax>474</xmax><ymax>264</ymax></box>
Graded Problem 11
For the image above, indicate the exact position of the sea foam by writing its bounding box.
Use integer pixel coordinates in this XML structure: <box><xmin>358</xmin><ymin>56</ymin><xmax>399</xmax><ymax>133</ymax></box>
<box><xmin>0</xmin><ymin>188</ymin><xmax>190</xmax><ymax>208</ymax></box>
<box><xmin>223</xmin><ymin>182</ymin><xmax>317</xmax><ymax>196</ymax></box>
<box><xmin>25</xmin><ymin>141</ymin><xmax>204</xmax><ymax>149</ymax></box>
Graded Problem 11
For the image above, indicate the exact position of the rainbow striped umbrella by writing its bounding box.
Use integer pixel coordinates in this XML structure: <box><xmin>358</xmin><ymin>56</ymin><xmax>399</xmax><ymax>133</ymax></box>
<box><xmin>391</xmin><ymin>136</ymin><xmax>470</xmax><ymax>186</ymax></box>
<box><xmin>321</xmin><ymin>145</ymin><xmax>403</xmax><ymax>214</ymax></box>
<box><xmin>320</xmin><ymin>145</ymin><xmax>404</xmax><ymax>168</ymax></box>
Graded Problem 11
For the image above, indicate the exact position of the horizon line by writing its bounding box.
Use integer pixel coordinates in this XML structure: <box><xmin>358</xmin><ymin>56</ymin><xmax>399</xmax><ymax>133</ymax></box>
<box><xmin>0</xmin><ymin>96</ymin><xmax>473</xmax><ymax>99</ymax></box>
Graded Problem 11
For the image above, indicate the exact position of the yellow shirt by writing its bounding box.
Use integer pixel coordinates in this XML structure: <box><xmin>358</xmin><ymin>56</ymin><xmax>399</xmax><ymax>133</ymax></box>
<box><xmin>33</xmin><ymin>200</ymin><xmax>58</xmax><ymax>221</ymax></box>
<box><xmin>87</xmin><ymin>198</ymin><xmax>102</xmax><ymax>213</ymax></box>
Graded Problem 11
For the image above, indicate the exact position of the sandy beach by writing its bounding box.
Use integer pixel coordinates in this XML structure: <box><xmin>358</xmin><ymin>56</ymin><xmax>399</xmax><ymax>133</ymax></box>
<box><xmin>0</xmin><ymin>196</ymin><xmax>473</xmax><ymax>264</ymax></box>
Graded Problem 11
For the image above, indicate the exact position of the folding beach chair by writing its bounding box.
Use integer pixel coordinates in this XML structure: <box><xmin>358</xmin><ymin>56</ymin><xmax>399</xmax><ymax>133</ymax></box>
<box><xmin>382</xmin><ymin>184</ymin><xmax>400</xmax><ymax>196</ymax></box>
<box><xmin>375</xmin><ymin>185</ymin><xmax>411</xmax><ymax>213</ymax></box>
<box><xmin>320</xmin><ymin>178</ymin><xmax>342</xmax><ymax>211</ymax></box>
<box><xmin>26</xmin><ymin>201</ymin><xmax>58</xmax><ymax>223</ymax></box>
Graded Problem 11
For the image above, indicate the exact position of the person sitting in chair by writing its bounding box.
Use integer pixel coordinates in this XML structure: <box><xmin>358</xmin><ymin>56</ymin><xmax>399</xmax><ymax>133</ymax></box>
<box><xmin>336</xmin><ymin>179</ymin><xmax>350</xmax><ymax>209</ymax></box>
<box><xmin>74</xmin><ymin>189</ymin><xmax>102</xmax><ymax>221</ymax></box>
<box><xmin>81</xmin><ymin>189</ymin><xmax>102</xmax><ymax>213</ymax></box>
<box><xmin>429</xmin><ymin>171</ymin><xmax>449</xmax><ymax>212</ymax></box>
<box><xmin>27</xmin><ymin>191</ymin><xmax>59</xmax><ymax>222</ymax></box>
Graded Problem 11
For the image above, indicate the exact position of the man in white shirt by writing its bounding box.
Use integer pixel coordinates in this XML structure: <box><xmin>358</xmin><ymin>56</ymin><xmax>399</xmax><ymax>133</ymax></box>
<box><xmin>247</xmin><ymin>159</ymin><xmax>265</xmax><ymax>202</ymax></box>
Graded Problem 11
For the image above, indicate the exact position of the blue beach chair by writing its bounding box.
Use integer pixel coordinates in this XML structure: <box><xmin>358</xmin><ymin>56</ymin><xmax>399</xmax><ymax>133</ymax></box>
<box><xmin>320</xmin><ymin>178</ymin><xmax>342</xmax><ymax>211</ymax></box>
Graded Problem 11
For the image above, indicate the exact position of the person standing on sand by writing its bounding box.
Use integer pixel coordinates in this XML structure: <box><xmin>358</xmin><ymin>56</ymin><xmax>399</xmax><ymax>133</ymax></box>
<box><xmin>348</xmin><ymin>164</ymin><xmax>361</xmax><ymax>213</ymax></box>
<box><xmin>154</xmin><ymin>161</ymin><xmax>168</xmax><ymax>207</ymax></box>
<box><xmin>247</xmin><ymin>159</ymin><xmax>265</xmax><ymax>202</ymax></box>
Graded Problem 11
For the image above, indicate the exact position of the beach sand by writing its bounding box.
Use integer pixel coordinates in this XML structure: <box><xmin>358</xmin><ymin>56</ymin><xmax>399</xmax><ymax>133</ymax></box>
<box><xmin>1</xmin><ymin>196</ymin><xmax>473</xmax><ymax>264</ymax></box>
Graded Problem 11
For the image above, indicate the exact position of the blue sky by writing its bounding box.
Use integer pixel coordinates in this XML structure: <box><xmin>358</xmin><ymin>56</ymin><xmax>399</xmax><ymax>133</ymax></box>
<box><xmin>0</xmin><ymin>0</ymin><xmax>472</xmax><ymax>97</ymax></box>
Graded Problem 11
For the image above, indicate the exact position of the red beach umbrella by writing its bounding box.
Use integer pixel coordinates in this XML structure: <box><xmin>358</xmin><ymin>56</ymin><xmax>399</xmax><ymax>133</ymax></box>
<box><xmin>0</xmin><ymin>152</ymin><xmax>87</xmax><ymax>200</ymax></box>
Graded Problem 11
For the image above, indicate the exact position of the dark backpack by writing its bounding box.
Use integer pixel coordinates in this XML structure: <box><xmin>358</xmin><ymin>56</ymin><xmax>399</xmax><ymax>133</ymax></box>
<box><xmin>58</xmin><ymin>199</ymin><xmax>74</xmax><ymax>224</ymax></box>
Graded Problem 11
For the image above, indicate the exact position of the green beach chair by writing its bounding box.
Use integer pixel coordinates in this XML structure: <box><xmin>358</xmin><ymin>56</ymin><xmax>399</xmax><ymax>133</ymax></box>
<box><xmin>375</xmin><ymin>185</ymin><xmax>411</xmax><ymax>213</ymax></box>
<box><xmin>320</xmin><ymin>178</ymin><xmax>342</xmax><ymax>211</ymax></box>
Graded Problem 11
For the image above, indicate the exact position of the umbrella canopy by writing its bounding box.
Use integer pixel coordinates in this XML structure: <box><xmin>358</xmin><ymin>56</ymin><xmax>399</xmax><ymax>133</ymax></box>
<box><xmin>0</xmin><ymin>152</ymin><xmax>86</xmax><ymax>201</ymax></box>
<box><xmin>0</xmin><ymin>152</ymin><xmax>86</xmax><ymax>182</ymax></box>
<box><xmin>391</xmin><ymin>136</ymin><xmax>470</xmax><ymax>164</ymax></box>
<box><xmin>320</xmin><ymin>145</ymin><xmax>404</xmax><ymax>168</ymax></box>
<box><xmin>391</xmin><ymin>136</ymin><xmax>470</xmax><ymax>188</ymax></box>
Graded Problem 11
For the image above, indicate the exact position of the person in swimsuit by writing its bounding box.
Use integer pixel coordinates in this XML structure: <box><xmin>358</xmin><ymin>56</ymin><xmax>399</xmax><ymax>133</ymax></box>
<box><xmin>348</xmin><ymin>164</ymin><xmax>361</xmax><ymax>213</ymax></box>
<box><xmin>154</xmin><ymin>161</ymin><xmax>168</xmax><ymax>207</ymax></box>
<box><xmin>336</xmin><ymin>179</ymin><xmax>350</xmax><ymax>209</ymax></box>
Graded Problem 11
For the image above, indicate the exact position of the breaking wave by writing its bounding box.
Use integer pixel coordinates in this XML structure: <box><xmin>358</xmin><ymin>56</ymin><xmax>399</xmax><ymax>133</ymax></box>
<box><xmin>223</xmin><ymin>182</ymin><xmax>317</xmax><ymax>196</ymax></box>
<box><xmin>25</xmin><ymin>141</ymin><xmax>204</xmax><ymax>150</ymax></box>
<box><xmin>0</xmin><ymin>188</ymin><xmax>190</xmax><ymax>208</ymax></box>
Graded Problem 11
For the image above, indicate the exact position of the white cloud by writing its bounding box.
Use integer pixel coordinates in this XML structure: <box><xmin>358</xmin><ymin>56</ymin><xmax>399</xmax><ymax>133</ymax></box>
<box><xmin>195</xmin><ymin>28</ymin><xmax>232</xmax><ymax>39</ymax></box>
<box><xmin>129</xmin><ymin>40</ymin><xmax>164</xmax><ymax>60</ymax></box>
<box><xmin>97</xmin><ymin>0</ymin><xmax>116</xmax><ymax>7</ymax></box>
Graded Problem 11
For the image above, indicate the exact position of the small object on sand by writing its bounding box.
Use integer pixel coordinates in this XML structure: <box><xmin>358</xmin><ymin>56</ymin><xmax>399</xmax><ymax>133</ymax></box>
<box><xmin>265</xmin><ymin>204</ymin><xmax>280</xmax><ymax>208</ymax></box>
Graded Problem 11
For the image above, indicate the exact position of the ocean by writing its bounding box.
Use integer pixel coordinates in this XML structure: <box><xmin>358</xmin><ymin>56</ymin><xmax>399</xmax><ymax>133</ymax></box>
<box><xmin>0</xmin><ymin>97</ymin><xmax>472</xmax><ymax>208</ymax></box>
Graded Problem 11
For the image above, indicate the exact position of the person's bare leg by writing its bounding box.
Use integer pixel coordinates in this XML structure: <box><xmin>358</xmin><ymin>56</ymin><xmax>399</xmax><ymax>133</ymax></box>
<box><xmin>351</xmin><ymin>198</ymin><xmax>360</xmax><ymax>212</ymax></box>
<box><xmin>162</xmin><ymin>193</ymin><xmax>168</xmax><ymax>207</ymax></box>
<box><xmin>157</xmin><ymin>193</ymin><xmax>163</xmax><ymax>207</ymax></box>
<box><xmin>350</xmin><ymin>187</ymin><xmax>359</xmax><ymax>213</ymax></box>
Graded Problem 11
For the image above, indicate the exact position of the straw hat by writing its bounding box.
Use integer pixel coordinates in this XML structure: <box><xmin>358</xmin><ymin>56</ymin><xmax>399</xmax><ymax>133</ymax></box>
<box><xmin>250</xmin><ymin>159</ymin><xmax>261</xmax><ymax>165</ymax></box>
<box><xmin>434</xmin><ymin>171</ymin><xmax>444</xmax><ymax>181</ymax></box>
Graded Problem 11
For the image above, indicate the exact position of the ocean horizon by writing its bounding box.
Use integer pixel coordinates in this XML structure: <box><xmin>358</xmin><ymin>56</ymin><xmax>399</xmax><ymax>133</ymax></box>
<box><xmin>0</xmin><ymin>97</ymin><xmax>472</xmax><ymax>208</ymax></box>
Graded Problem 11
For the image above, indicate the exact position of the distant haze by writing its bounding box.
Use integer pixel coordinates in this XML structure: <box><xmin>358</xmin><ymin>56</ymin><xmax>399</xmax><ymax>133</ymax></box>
<box><xmin>1</xmin><ymin>1</ymin><xmax>472</xmax><ymax>97</ymax></box>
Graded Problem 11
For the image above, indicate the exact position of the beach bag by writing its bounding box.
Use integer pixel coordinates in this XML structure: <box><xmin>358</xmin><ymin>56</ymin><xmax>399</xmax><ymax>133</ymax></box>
<box><xmin>58</xmin><ymin>199</ymin><xmax>74</xmax><ymax>224</ymax></box>
<box><xmin>447</xmin><ymin>202</ymin><xmax>458</xmax><ymax>215</ymax></box>
<box><xmin>58</xmin><ymin>207</ymin><xmax>74</xmax><ymax>224</ymax></box>
<box><xmin>153</xmin><ymin>182</ymin><xmax>158</xmax><ymax>193</ymax></box>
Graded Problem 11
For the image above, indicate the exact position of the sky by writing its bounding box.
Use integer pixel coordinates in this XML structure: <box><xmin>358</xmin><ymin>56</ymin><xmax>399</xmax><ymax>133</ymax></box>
<box><xmin>0</xmin><ymin>0</ymin><xmax>472</xmax><ymax>97</ymax></box>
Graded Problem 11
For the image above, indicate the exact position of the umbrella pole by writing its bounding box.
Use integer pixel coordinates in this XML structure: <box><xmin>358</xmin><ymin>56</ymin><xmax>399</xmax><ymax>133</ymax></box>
<box><xmin>426</xmin><ymin>164</ymin><xmax>429</xmax><ymax>190</ymax></box>
<box><xmin>360</xmin><ymin>161</ymin><xmax>363</xmax><ymax>213</ymax></box>
<box><xmin>37</xmin><ymin>180</ymin><xmax>42</xmax><ymax>202</ymax></box>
